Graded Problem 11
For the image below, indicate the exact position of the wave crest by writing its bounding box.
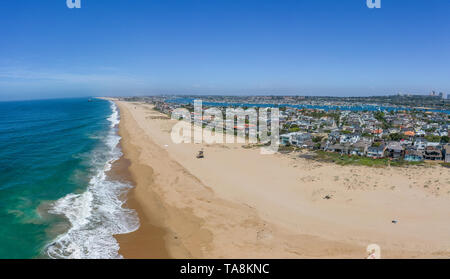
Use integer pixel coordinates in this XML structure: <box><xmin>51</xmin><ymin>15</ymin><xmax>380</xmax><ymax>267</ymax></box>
<box><xmin>45</xmin><ymin>101</ymin><xmax>139</xmax><ymax>259</ymax></box>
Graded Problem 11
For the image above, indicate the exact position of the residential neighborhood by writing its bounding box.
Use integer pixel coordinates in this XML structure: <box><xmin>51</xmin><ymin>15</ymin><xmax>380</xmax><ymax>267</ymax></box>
<box><xmin>123</xmin><ymin>94</ymin><xmax>450</xmax><ymax>165</ymax></box>
<box><xmin>277</xmin><ymin>107</ymin><xmax>449</xmax><ymax>163</ymax></box>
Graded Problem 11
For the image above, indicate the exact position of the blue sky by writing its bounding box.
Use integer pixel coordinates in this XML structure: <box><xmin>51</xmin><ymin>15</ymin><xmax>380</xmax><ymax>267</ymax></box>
<box><xmin>0</xmin><ymin>0</ymin><xmax>449</xmax><ymax>100</ymax></box>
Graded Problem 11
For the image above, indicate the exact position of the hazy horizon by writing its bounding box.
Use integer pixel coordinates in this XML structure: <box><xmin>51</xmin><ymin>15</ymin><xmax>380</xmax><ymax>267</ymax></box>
<box><xmin>2</xmin><ymin>91</ymin><xmax>447</xmax><ymax>103</ymax></box>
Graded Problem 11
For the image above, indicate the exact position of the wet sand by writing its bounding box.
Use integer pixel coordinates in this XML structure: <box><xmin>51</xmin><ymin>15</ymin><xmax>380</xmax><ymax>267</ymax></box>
<box><xmin>110</xmin><ymin>140</ymin><xmax>170</xmax><ymax>258</ymax></box>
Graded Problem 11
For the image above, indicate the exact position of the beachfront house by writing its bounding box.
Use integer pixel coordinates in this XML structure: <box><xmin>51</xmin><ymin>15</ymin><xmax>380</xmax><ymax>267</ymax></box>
<box><xmin>423</xmin><ymin>146</ymin><xmax>443</xmax><ymax>160</ymax></box>
<box><xmin>290</xmin><ymin>133</ymin><xmax>312</xmax><ymax>146</ymax></box>
<box><xmin>280</xmin><ymin>132</ymin><xmax>311</xmax><ymax>147</ymax></box>
<box><xmin>280</xmin><ymin>134</ymin><xmax>291</xmax><ymax>145</ymax></box>
<box><xmin>319</xmin><ymin>142</ymin><xmax>328</xmax><ymax>150</ymax></box>
<box><xmin>301</xmin><ymin>140</ymin><xmax>317</xmax><ymax>149</ymax></box>
<box><xmin>385</xmin><ymin>142</ymin><xmax>404</xmax><ymax>159</ymax></box>
<box><xmin>404</xmin><ymin>149</ymin><xmax>424</xmax><ymax>162</ymax></box>
<box><xmin>444</xmin><ymin>145</ymin><xmax>450</xmax><ymax>163</ymax></box>
<box><xmin>326</xmin><ymin>143</ymin><xmax>347</xmax><ymax>154</ymax></box>
<box><xmin>350</xmin><ymin>141</ymin><xmax>370</xmax><ymax>156</ymax></box>
<box><xmin>367</xmin><ymin>145</ymin><xmax>386</xmax><ymax>159</ymax></box>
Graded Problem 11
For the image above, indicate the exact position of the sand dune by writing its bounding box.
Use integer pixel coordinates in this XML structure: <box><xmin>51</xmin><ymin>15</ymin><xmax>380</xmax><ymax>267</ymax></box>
<box><xmin>112</xmin><ymin>100</ymin><xmax>450</xmax><ymax>259</ymax></box>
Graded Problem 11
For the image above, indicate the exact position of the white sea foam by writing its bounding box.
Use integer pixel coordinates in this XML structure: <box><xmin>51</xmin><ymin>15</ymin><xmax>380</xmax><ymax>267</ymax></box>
<box><xmin>107</xmin><ymin>104</ymin><xmax>120</xmax><ymax>128</ymax></box>
<box><xmin>45</xmin><ymin>101</ymin><xmax>139</xmax><ymax>259</ymax></box>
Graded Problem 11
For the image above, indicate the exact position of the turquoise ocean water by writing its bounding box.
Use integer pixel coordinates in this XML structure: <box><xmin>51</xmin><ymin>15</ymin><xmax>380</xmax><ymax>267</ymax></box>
<box><xmin>0</xmin><ymin>98</ymin><xmax>138</xmax><ymax>259</ymax></box>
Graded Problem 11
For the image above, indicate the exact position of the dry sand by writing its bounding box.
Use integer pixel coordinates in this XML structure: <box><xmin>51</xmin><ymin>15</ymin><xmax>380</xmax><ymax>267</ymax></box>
<box><xmin>111</xmin><ymin>99</ymin><xmax>450</xmax><ymax>259</ymax></box>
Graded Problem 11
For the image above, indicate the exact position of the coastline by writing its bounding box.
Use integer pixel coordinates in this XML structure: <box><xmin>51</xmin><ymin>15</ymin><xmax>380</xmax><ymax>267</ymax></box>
<box><xmin>45</xmin><ymin>99</ymin><xmax>140</xmax><ymax>259</ymax></box>
<box><xmin>111</xmin><ymin>99</ymin><xmax>216</xmax><ymax>258</ymax></box>
<box><xmin>111</xmin><ymin>99</ymin><xmax>450</xmax><ymax>258</ymax></box>
<box><xmin>110</xmin><ymin>106</ymin><xmax>171</xmax><ymax>259</ymax></box>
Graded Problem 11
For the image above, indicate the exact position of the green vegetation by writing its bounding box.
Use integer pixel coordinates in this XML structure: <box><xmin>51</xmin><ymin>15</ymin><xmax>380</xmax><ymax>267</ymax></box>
<box><xmin>302</xmin><ymin>110</ymin><xmax>327</xmax><ymax>119</ymax></box>
<box><xmin>372</xmin><ymin>142</ymin><xmax>382</xmax><ymax>147</ymax></box>
<box><xmin>374</xmin><ymin>111</ymin><xmax>392</xmax><ymax>129</ymax></box>
<box><xmin>386</xmin><ymin>133</ymin><xmax>406</xmax><ymax>141</ymax></box>
<box><xmin>312</xmin><ymin>136</ymin><xmax>324</xmax><ymax>143</ymax></box>
<box><xmin>425</xmin><ymin>135</ymin><xmax>441</xmax><ymax>142</ymax></box>
<box><xmin>314</xmin><ymin>151</ymin><xmax>423</xmax><ymax>167</ymax></box>
<box><xmin>374</xmin><ymin>111</ymin><xmax>385</xmax><ymax>122</ymax></box>
<box><xmin>332</xmin><ymin>113</ymin><xmax>340</xmax><ymax>127</ymax></box>
<box><xmin>420</xmin><ymin>134</ymin><xmax>448</xmax><ymax>144</ymax></box>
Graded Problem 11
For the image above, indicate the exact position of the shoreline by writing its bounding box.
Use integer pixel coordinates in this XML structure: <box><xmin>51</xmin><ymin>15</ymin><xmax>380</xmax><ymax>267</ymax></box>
<box><xmin>110</xmin><ymin>108</ymin><xmax>171</xmax><ymax>259</ymax></box>
<box><xmin>111</xmin><ymin>99</ymin><xmax>209</xmax><ymax>258</ymax></box>
<box><xmin>111</xmin><ymin>99</ymin><xmax>450</xmax><ymax>258</ymax></box>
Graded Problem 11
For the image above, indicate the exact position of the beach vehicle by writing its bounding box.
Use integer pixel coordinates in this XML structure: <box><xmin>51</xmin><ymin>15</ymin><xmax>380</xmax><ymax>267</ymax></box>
<box><xmin>196</xmin><ymin>150</ymin><xmax>204</xmax><ymax>159</ymax></box>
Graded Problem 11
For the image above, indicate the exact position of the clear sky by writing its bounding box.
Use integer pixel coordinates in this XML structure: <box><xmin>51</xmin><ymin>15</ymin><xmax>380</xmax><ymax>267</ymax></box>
<box><xmin>1</xmin><ymin>0</ymin><xmax>449</xmax><ymax>100</ymax></box>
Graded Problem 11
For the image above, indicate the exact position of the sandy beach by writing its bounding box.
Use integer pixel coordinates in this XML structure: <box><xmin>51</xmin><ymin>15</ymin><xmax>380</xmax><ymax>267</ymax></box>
<box><xmin>110</xmin><ymin>99</ymin><xmax>450</xmax><ymax>259</ymax></box>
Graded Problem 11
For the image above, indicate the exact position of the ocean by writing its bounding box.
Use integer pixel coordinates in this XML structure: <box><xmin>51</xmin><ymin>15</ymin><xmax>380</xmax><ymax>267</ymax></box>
<box><xmin>0</xmin><ymin>98</ymin><xmax>139</xmax><ymax>259</ymax></box>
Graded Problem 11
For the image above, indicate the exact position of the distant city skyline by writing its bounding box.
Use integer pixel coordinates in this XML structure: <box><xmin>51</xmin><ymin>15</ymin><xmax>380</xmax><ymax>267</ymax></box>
<box><xmin>1</xmin><ymin>0</ymin><xmax>449</xmax><ymax>101</ymax></box>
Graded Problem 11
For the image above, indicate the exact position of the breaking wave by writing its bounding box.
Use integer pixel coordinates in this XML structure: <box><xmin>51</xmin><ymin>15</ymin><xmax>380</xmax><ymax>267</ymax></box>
<box><xmin>45</xmin><ymin>102</ymin><xmax>139</xmax><ymax>259</ymax></box>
